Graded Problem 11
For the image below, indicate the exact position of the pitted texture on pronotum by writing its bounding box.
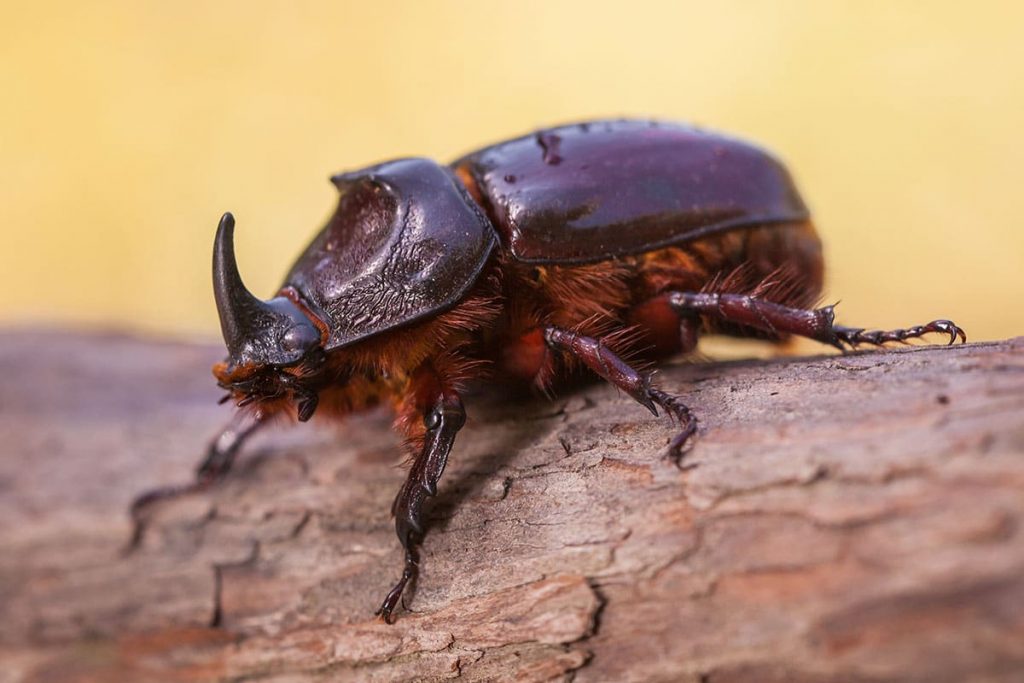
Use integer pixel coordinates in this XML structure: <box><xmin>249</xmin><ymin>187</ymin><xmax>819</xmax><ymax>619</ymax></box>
<box><xmin>130</xmin><ymin>118</ymin><xmax>966</xmax><ymax>623</ymax></box>
<box><xmin>286</xmin><ymin>158</ymin><xmax>497</xmax><ymax>352</ymax></box>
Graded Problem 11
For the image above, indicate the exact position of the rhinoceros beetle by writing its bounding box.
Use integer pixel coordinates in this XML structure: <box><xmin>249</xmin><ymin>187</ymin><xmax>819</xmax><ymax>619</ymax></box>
<box><xmin>131</xmin><ymin>119</ymin><xmax>965</xmax><ymax>622</ymax></box>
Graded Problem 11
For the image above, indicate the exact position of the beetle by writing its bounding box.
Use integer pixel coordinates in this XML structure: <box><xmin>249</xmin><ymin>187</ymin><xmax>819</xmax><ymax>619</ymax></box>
<box><xmin>130</xmin><ymin>119</ymin><xmax>965</xmax><ymax>622</ymax></box>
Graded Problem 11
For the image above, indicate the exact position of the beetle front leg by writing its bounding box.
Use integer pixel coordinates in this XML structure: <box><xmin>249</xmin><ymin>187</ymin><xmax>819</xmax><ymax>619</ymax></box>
<box><xmin>127</xmin><ymin>411</ymin><xmax>265</xmax><ymax>550</ymax></box>
<box><xmin>666</xmin><ymin>292</ymin><xmax>966</xmax><ymax>350</ymax></box>
<box><xmin>377</xmin><ymin>387</ymin><xmax>465</xmax><ymax>623</ymax></box>
<box><xmin>544</xmin><ymin>326</ymin><xmax>697</xmax><ymax>465</ymax></box>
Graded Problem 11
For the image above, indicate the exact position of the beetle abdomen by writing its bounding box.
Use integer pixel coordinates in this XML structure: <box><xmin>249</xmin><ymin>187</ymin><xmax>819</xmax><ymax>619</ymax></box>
<box><xmin>453</xmin><ymin>119</ymin><xmax>809</xmax><ymax>265</ymax></box>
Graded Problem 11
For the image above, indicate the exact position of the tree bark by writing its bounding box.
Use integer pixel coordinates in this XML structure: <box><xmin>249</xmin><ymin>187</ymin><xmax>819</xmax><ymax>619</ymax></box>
<box><xmin>1</xmin><ymin>331</ymin><xmax>1022</xmax><ymax>683</ymax></box>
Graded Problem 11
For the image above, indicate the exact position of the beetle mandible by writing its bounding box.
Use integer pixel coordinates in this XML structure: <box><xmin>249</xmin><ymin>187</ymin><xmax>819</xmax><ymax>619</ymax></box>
<box><xmin>131</xmin><ymin>119</ymin><xmax>965</xmax><ymax>622</ymax></box>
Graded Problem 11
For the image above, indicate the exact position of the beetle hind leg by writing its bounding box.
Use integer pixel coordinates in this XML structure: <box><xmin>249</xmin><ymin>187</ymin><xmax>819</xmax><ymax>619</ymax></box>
<box><xmin>543</xmin><ymin>326</ymin><xmax>698</xmax><ymax>465</ymax></box>
<box><xmin>665</xmin><ymin>292</ymin><xmax>966</xmax><ymax>350</ymax></box>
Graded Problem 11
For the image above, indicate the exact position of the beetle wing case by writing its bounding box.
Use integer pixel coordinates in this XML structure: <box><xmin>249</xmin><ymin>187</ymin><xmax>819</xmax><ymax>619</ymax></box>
<box><xmin>284</xmin><ymin>158</ymin><xmax>497</xmax><ymax>351</ymax></box>
<box><xmin>453</xmin><ymin>120</ymin><xmax>809</xmax><ymax>265</ymax></box>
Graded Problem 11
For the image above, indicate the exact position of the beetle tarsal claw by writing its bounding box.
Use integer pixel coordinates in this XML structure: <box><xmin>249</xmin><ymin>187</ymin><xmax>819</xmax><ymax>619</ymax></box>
<box><xmin>638</xmin><ymin>394</ymin><xmax>659</xmax><ymax>417</ymax></box>
<box><xmin>644</xmin><ymin>387</ymin><xmax>698</xmax><ymax>466</ymax></box>
<box><xmin>831</xmin><ymin>318</ymin><xmax>968</xmax><ymax>349</ymax></box>
<box><xmin>931</xmin><ymin>319</ymin><xmax>968</xmax><ymax>345</ymax></box>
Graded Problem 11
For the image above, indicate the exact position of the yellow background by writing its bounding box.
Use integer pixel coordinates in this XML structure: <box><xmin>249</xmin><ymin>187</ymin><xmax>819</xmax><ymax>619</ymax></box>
<box><xmin>3</xmin><ymin>2</ymin><xmax>1022</xmax><ymax>343</ymax></box>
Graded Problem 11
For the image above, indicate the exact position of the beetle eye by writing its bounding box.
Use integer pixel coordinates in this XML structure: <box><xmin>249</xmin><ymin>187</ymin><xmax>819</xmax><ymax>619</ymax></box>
<box><xmin>281</xmin><ymin>324</ymin><xmax>319</xmax><ymax>355</ymax></box>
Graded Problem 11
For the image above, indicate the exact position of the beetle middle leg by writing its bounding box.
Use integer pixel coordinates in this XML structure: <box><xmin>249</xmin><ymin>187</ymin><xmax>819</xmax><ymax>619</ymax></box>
<box><xmin>127</xmin><ymin>411</ymin><xmax>265</xmax><ymax>550</ymax></box>
<box><xmin>377</xmin><ymin>382</ymin><xmax>465</xmax><ymax>623</ymax></box>
<box><xmin>665</xmin><ymin>292</ymin><xmax>966</xmax><ymax>350</ymax></box>
<box><xmin>543</xmin><ymin>326</ymin><xmax>697</xmax><ymax>464</ymax></box>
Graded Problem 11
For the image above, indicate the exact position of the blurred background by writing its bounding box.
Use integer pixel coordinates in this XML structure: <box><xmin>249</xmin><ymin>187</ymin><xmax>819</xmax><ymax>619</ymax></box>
<box><xmin>2</xmin><ymin>1</ymin><xmax>1022</xmax><ymax>343</ymax></box>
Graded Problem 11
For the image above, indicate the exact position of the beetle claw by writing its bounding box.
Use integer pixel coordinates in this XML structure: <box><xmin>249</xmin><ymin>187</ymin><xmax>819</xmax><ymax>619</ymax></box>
<box><xmin>664</xmin><ymin>423</ymin><xmax>699</xmax><ymax>469</ymax></box>
<box><xmin>647</xmin><ymin>388</ymin><xmax>698</xmax><ymax>468</ymax></box>
<box><xmin>930</xmin><ymin>319</ymin><xmax>967</xmax><ymax>345</ymax></box>
<box><xmin>831</xmin><ymin>319</ymin><xmax>966</xmax><ymax>349</ymax></box>
<box><xmin>638</xmin><ymin>394</ymin><xmax>659</xmax><ymax>417</ymax></box>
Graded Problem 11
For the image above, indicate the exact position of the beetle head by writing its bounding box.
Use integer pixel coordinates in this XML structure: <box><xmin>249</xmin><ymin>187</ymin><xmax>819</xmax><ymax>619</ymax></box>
<box><xmin>212</xmin><ymin>213</ymin><xmax>325</xmax><ymax>420</ymax></box>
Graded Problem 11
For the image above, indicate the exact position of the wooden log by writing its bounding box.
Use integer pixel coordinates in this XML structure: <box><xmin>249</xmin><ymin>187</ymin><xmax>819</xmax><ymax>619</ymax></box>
<box><xmin>0</xmin><ymin>331</ymin><xmax>1022</xmax><ymax>682</ymax></box>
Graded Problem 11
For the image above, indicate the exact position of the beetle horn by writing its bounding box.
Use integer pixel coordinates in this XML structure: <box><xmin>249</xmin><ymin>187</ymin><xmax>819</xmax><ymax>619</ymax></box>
<box><xmin>213</xmin><ymin>212</ymin><xmax>276</xmax><ymax>360</ymax></box>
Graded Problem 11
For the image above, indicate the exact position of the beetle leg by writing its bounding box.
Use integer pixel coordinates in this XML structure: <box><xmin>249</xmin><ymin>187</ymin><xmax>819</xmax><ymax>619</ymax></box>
<box><xmin>830</xmin><ymin>321</ymin><xmax>967</xmax><ymax>349</ymax></box>
<box><xmin>377</xmin><ymin>388</ymin><xmax>465</xmax><ymax>623</ymax></box>
<box><xmin>544</xmin><ymin>326</ymin><xmax>697</xmax><ymax>465</ymax></box>
<box><xmin>665</xmin><ymin>292</ymin><xmax>966</xmax><ymax>350</ymax></box>
<box><xmin>126</xmin><ymin>411</ymin><xmax>265</xmax><ymax>551</ymax></box>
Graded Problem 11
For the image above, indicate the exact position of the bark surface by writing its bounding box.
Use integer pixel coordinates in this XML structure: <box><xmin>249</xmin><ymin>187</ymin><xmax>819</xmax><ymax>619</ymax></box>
<box><xmin>1</xmin><ymin>331</ymin><xmax>1022</xmax><ymax>682</ymax></box>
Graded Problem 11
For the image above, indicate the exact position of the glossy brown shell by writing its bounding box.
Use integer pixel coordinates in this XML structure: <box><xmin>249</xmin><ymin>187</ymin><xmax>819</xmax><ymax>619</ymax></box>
<box><xmin>452</xmin><ymin>120</ymin><xmax>809</xmax><ymax>264</ymax></box>
<box><xmin>283</xmin><ymin>158</ymin><xmax>496</xmax><ymax>352</ymax></box>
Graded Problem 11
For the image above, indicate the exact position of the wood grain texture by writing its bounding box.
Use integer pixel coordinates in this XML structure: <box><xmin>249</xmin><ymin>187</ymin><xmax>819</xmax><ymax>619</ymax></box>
<box><xmin>1</xmin><ymin>331</ymin><xmax>1022</xmax><ymax>682</ymax></box>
